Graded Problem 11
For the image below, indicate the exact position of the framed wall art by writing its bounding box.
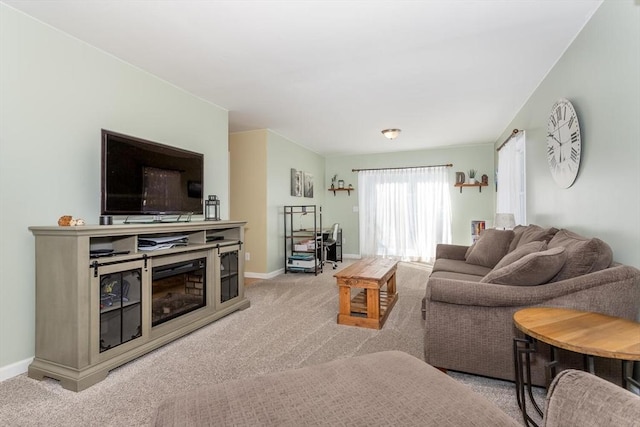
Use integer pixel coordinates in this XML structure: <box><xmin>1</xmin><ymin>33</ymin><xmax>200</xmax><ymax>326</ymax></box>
<box><xmin>303</xmin><ymin>172</ymin><xmax>314</xmax><ymax>198</ymax></box>
<box><xmin>290</xmin><ymin>168</ymin><xmax>302</xmax><ymax>197</ymax></box>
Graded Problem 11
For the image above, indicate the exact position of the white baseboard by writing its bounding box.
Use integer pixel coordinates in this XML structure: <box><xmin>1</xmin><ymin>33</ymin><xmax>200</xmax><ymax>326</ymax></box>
<box><xmin>245</xmin><ymin>268</ymin><xmax>285</xmax><ymax>280</ymax></box>
<box><xmin>0</xmin><ymin>357</ymin><xmax>32</xmax><ymax>382</ymax></box>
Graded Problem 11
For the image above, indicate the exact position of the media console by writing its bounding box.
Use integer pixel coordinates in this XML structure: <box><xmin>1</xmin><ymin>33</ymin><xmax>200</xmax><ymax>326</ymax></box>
<box><xmin>28</xmin><ymin>220</ymin><xmax>249</xmax><ymax>391</ymax></box>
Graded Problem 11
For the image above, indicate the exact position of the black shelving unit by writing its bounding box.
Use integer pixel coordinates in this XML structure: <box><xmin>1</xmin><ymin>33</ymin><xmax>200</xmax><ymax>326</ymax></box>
<box><xmin>284</xmin><ymin>205</ymin><xmax>322</xmax><ymax>275</ymax></box>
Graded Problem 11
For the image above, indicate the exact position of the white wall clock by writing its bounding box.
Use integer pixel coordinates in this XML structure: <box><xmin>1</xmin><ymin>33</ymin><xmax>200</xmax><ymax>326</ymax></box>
<box><xmin>546</xmin><ymin>98</ymin><xmax>582</xmax><ymax>188</ymax></box>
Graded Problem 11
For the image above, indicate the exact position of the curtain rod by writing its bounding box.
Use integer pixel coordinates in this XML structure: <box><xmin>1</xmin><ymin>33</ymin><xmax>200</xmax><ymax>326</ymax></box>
<box><xmin>352</xmin><ymin>163</ymin><xmax>453</xmax><ymax>172</ymax></box>
<box><xmin>496</xmin><ymin>129</ymin><xmax>522</xmax><ymax>152</ymax></box>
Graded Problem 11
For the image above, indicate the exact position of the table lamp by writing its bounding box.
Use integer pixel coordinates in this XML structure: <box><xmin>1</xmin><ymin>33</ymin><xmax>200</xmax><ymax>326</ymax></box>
<box><xmin>494</xmin><ymin>213</ymin><xmax>516</xmax><ymax>230</ymax></box>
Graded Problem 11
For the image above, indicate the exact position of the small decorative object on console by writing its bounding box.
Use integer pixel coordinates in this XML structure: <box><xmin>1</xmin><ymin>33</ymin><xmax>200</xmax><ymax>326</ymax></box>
<box><xmin>58</xmin><ymin>215</ymin><xmax>73</xmax><ymax>226</ymax></box>
<box><xmin>58</xmin><ymin>215</ymin><xmax>85</xmax><ymax>226</ymax></box>
<box><xmin>205</xmin><ymin>195</ymin><xmax>220</xmax><ymax>221</ymax></box>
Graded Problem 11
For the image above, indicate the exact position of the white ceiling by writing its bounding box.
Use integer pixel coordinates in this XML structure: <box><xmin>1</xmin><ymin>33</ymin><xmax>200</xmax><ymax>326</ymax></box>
<box><xmin>4</xmin><ymin>0</ymin><xmax>602</xmax><ymax>156</ymax></box>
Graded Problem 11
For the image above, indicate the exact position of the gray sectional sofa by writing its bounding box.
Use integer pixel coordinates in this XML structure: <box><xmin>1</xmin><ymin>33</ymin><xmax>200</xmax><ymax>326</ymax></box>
<box><xmin>152</xmin><ymin>351</ymin><xmax>640</xmax><ymax>426</ymax></box>
<box><xmin>422</xmin><ymin>225</ymin><xmax>640</xmax><ymax>386</ymax></box>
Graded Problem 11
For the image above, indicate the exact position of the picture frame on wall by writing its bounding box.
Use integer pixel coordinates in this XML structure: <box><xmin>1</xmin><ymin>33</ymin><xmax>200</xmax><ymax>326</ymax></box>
<box><xmin>290</xmin><ymin>168</ymin><xmax>302</xmax><ymax>197</ymax></box>
<box><xmin>304</xmin><ymin>172</ymin><xmax>314</xmax><ymax>198</ymax></box>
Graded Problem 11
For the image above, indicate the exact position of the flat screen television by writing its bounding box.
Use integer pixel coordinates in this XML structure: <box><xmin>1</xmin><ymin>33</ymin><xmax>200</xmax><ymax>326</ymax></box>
<box><xmin>101</xmin><ymin>129</ymin><xmax>204</xmax><ymax>216</ymax></box>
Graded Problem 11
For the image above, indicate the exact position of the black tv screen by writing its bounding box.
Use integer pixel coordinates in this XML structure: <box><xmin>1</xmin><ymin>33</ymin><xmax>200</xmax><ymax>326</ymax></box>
<box><xmin>101</xmin><ymin>130</ymin><xmax>203</xmax><ymax>216</ymax></box>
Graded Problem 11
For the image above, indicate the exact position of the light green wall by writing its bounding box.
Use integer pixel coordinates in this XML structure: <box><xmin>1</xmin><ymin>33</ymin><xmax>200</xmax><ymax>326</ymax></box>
<box><xmin>324</xmin><ymin>144</ymin><xmax>496</xmax><ymax>255</ymax></box>
<box><xmin>0</xmin><ymin>6</ymin><xmax>228</xmax><ymax>373</ymax></box>
<box><xmin>266</xmin><ymin>132</ymin><xmax>326</xmax><ymax>273</ymax></box>
<box><xmin>494</xmin><ymin>0</ymin><xmax>639</xmax><ymax>268</ymax></box>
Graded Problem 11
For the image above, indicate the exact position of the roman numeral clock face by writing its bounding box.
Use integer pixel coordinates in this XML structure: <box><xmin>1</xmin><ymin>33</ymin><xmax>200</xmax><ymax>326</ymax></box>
<box><xmin>546</xmin><ymin>98</ymin><xmax>582</xmax><ymax>188</ymax></box>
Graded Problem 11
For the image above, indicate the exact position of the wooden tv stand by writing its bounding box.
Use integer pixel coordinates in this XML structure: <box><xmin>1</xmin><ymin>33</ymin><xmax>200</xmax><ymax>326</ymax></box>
<box><xmin>28</xmin><ymin>221</ymin><xmax>249</xmax><ymax>391</ymax></box>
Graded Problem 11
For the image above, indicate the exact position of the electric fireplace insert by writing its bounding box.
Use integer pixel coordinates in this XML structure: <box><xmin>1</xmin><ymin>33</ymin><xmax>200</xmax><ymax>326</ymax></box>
<box><xmin>152</xmin><ymin>257</ymin><xmax>206</xmax><ymax>326</ymax></box>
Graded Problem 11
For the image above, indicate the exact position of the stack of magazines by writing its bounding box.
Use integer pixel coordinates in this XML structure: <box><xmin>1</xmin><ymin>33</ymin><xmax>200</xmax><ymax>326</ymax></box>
<box><xmin>138</xmin><ymin>235</ymin><xmax>188</xmax><ymax>251</ymax></box>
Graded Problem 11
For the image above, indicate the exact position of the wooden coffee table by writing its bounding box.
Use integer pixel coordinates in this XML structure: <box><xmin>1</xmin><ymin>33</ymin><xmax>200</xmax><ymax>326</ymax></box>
<box><xmin>334</xmin><ymin>258</ymin><xmax>398</xmax><ymax>329</ymax></box>
<box><xmin>513</xmin><ymin>307</ymin><xmax>640</xmax><ymax>427</ymax></box>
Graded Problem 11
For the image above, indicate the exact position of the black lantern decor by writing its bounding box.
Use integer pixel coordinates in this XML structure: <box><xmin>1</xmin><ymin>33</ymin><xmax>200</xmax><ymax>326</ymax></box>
<box><xmin>205</xmin><ymin>195</ymin><xmax>220</xmax><ymax>221</ymax></box>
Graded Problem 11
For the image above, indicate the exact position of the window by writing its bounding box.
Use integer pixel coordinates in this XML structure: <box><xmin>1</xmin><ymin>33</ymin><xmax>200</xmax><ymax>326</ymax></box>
<box><xmin>497</xmin><ymin>131</ymin><xmax>526</xmax><ymax>225</ymax></box>
<box><xmin>358</xmin><ymin>166</ymin><xmax>452</xmax><ymax>263</ymax></box>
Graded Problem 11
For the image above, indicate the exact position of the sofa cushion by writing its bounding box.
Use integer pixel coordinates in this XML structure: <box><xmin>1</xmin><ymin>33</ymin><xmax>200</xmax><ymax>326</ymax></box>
<box><xmin>465</xmin><ymin>229</ymin><xmax>515</xmax><ymax>268</ymax></box>
<box><xmin>433</xmin><ymin>258</ymin><xmax>492</xmax><ymax>276</ymax></box>
<box><xmin>480</xmin><ymin>246</ymin><xmax>567</xmax><ymax>286</ymax></box>
<box><xmin>494</xmin><ymin>241</ymin><xmax>547</xmax><ymax>270</ymax></box>
<box><xmin>547</xmin><ymin>229</ymin><xmax>613</xmax><ymax>282</ymax></box>
<box><xmin>429</xmin><ymin>270</ymin><xmax>485</xmax><ymax>282</ymax></box>
<box><xmin>509</xmin><ymin>224</ymin><xmax>558</xmax><ymax>252</ymax></box>
<box><xmin>508</xmin><ymin>225</ymin><xmax>527</xmax><ymax>252</ymax></box>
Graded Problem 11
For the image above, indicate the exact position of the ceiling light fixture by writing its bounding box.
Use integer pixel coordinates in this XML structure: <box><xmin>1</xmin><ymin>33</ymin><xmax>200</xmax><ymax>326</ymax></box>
<box><xmin>381</xmin><ymin>129</ymin><xmax>401</xmax><ymax>140</ymax></box>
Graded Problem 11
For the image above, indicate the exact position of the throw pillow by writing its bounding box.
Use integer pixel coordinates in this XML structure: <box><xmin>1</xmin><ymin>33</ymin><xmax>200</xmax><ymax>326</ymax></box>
<box><xmin>465</xmin><ymin>229</ymin><xmax>515</xmax><ymax>269</ymax></box>
<box><xmin>508</xmin><ymin>224</ymin><xmax>558</xmax><ymax>252</ymax></box>
<box><xmin>493</xmin><ymin>241</ymin><xmax>547</xmax><ymax>270</ymax></box>
<box><xmin>465</xmin><ymin>242</ymin><xmax>475</xmax><ymax>260</ymax></box>
<box><xmin>547</xmin><ymin>229</ymin><xmax>613</xmax><ymax>282</ymax></box>
<box><xmin>480</xmin><ymin>247</ymin><xmax>567</xmax><ymax>286</ymax></box>
<box><xmin>508</xmin><ymin>225</ymin><xmax>527</xmax><ymax>252</ymax></box>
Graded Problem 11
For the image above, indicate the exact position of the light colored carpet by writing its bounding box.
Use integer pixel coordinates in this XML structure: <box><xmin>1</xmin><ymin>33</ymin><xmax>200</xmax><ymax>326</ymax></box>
<box><xmin>0</xmin><ymin>260</ymin><xmax>543</xmax><ymax>426</ymax></box>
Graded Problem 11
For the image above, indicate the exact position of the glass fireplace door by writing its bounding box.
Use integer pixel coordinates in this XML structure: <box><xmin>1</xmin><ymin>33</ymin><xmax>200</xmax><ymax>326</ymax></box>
<box><xmin>95</xmin><ymin>261</ymin><xmax>143</xmax><ymax>353</ymax></box>
<box><xmin>218</xmin><ymin>245</ymin><xmax>240</xmax><ymax>304</ymax></box>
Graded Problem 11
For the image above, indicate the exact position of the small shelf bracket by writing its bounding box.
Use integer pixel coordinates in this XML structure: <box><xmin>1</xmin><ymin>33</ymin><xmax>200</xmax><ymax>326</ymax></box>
<box><xmin>454</xmin><ymin>183</ymin><xmax>487</xmax><ymax>193</ymax></box>
<box><xmin>328</xmin><ymin>188</ymin><xmax>354</xmax><ymax>196</ymax></box>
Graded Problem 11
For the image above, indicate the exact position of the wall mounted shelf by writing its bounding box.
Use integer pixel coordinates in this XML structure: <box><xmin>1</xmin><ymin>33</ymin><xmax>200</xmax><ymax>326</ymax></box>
<box><xmin>454</xmin><ymin>182</ymin><xmax>488</xmax><ymax>193</ymax></box>
<box><xmin>328</xmin><ymin>188</ymin><xmax>354</xmax><ymax>196</ymax></box>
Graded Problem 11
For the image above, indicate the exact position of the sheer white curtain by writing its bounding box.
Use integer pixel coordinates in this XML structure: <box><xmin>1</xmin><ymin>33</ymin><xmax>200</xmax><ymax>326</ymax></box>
<box><xmin>358</xmin><ymin>166</ymin><xmax>452</xmax><ymax>263</ymax></box>
<box><xmin>497</xmin><ymin>131</ymin><xmax>526</xmax><ymax>225</ymax></box>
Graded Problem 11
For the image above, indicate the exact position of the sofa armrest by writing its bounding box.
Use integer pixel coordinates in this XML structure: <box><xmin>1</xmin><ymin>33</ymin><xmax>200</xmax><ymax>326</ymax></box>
<box><xmin>435</xmin><ymin>244</ymin><xmax>469</xmax><ymax>261</ymax></box>
<box><xmin>427</xmin><ymin>264</ymin><xmax>640</xmax><ymax>309</ymax></box>
<box><xmin>544</xmin><ymin>370</ymin><xmax>640</xmax><ymax>427</ymax></box>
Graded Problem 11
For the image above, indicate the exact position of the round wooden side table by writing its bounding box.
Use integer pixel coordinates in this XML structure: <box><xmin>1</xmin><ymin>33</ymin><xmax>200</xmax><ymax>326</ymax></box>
<box><xmin>512</xmin><ymin>307</ymin><xmax>640</xmax><ymax>427</ymax></box>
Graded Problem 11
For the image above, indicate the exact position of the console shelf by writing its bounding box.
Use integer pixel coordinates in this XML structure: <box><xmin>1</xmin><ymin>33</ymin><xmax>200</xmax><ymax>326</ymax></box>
<box><xmin>28</xmin><ymin>220</ymin><xmax>249</xmax><ymax>391</ymax></box>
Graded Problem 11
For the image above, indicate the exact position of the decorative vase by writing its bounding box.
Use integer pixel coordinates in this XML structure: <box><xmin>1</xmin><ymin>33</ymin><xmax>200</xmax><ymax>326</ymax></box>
<box><xmin>338</xmin><ymin>180</ymin><xmax>345</xmax><ymax>189</ymax></box>
<box><xmin>469</xmin><ymin>178</ymin><xmax>476</xmax><ymax>184</ymax></box>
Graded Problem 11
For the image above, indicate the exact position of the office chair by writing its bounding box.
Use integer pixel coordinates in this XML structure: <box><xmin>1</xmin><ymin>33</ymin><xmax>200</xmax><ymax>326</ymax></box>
<box><xmin>322</xmin><ymin>223</ymin><xmax>340</xmax><ymax>269</ymax></box>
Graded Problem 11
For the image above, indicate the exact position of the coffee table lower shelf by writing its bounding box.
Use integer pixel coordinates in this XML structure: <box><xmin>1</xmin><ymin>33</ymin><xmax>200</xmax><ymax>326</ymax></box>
<box><xmin>337</xmin><ymin>289</ymin><xmax>398</xmax><ymax>329</ymax></box>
